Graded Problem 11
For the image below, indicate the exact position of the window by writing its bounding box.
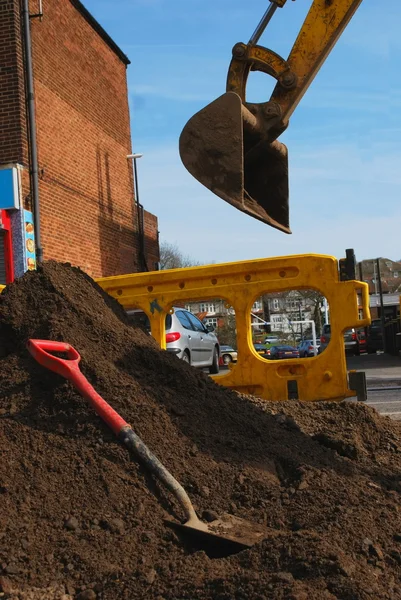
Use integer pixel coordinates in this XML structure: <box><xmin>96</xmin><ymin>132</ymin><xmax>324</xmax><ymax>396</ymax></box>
<box><xmin>394</xmin><ymin>271</ymin><xmax>399</xmax><ymax>278</ymax></box>
<box><xmin>186</xmin><ymin>312</ymin><xmax>206</xmax><ymax>332</ymax></box>
<box><xmin>184</xmin><ymin>305</ymin><xmax>193</xmax><ymax>313</ymax></box>
<box><xmin>252</xmin><ymin>300</ymin><xmax>262</xmax><ymax>311</ymax></box>
<box><xmin>176</xmin><ymin>310</ymin><xmax>193</xmax><ymax>330</ymax></box>
<box><xmin>199</xmin><ymin>303</ymin><xmax>216</xmax><ymax>313</ymax></box>
<box><xmin>204</xmin><ymin>317</ymin><xmax>218</xmax><ymax>328</ymax></box>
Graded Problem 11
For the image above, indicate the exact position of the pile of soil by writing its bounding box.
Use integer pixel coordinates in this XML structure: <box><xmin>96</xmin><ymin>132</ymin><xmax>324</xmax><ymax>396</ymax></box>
<box><xmin>1</xmin><ymin>262</ymin><xmax>401</xmax><ymax>600</ymax></box>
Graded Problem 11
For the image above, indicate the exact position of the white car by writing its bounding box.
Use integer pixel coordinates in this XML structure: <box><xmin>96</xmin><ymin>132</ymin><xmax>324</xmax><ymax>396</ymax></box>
<box><xmin>298</xmin><ymin>339</ymin><xmax>320</xmax><ymax>357</ymax></box>
<box><xmin>264</xmin><ymin>335</ymin><xmax>280</xmax><ymax>344</ymax></box>
<box><xmin>127</xmin><ymin>307</ymin><xmax>220</xmax><ymax>374</ymax></box>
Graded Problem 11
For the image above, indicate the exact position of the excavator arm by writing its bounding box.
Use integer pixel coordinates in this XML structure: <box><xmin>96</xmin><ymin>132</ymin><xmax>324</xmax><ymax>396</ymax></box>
<box><xmin>179</xmin><ymin>0</ymin><xmax>363</xmax><ymax>233</ymax></box>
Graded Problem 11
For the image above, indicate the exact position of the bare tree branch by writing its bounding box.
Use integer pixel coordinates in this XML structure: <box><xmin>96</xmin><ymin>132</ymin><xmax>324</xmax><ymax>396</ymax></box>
<box><xmin>159</xmin><ymin>241</ymin><xmax>202</xmax><ymax>270</ymax></box>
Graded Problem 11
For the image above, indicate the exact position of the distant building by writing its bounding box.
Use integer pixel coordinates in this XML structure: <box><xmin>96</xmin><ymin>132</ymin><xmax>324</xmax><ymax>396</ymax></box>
<box><xmin>186</xmin><ymin>291</ymin><xmax>322</xmax><ymax>339</ymax></box>
<box><xmin>185</xmin><ymin>300</ymin><xmax>231</xmax><ymax>330</ymax></box>
<box><xmin>255</xmin><ymin>292</ymin><xmax>320</xmax><ymax>336</ymax></box>
<box><xmin>357</xmin><ymin>258</ymin><xmax>401</xmax><ymax>320</ymax></box>
<box><xmin>358</xmin><ymin>258</ymin><xmax>401</xmax><ymax>295</ymax></box>
<box><xmin>0</xmin><ymin>0</ymin><xmax>159</xmax><ymax>284</ymax></box>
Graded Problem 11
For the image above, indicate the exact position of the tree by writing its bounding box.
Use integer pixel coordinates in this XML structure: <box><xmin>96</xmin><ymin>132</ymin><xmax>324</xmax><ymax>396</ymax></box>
<box><xmin>159</xmin><ymin>241</ymin><xmax>202</xmax><ymax>270</ymax></box>
<box><xmin>261</xmin><ymin>289</ymin><xmax>325</xmax><ymax>342</ymax></box>
<box><xmin>216</xmin><ymin>313</ymin><xmax>237</xmax><ymax>347</ymax></box>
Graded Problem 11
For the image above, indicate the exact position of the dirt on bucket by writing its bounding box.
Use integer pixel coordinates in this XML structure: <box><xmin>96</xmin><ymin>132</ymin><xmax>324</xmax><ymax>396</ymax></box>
<box><xmin>1</xmin><ymin>261</ymin><xmax>401</xmax><ymax>600</ymax></box>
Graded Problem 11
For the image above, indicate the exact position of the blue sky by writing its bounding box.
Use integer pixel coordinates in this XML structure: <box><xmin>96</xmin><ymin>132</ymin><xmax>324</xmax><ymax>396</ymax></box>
<box><xmin>84</xmin><ymin>0</ymin><xmax>401</xmax><ymax>265</ymax></box>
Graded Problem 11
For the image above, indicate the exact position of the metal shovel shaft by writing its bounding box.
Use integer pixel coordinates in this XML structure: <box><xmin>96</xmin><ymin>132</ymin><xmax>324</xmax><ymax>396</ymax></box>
<box><xmin>118</xmin><ymin>426</ymin><xmax>198</xmax><ymax>523</ymax></box>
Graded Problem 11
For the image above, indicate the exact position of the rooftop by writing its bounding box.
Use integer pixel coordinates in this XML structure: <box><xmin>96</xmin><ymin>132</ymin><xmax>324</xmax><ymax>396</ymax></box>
<box><xmin>70</xmin><ymin>0</ymin><xmax>130</xmax><ymax>65</ymax></box>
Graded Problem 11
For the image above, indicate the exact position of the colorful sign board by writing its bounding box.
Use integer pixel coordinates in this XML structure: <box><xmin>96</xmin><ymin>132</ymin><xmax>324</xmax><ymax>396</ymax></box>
<box><xmin>24</xmin><ymin>210</ymin><xmax>36</xmax><ymax>271</ymax></box>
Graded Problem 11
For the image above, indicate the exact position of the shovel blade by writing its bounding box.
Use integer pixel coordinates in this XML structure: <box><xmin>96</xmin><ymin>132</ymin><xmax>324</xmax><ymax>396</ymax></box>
<box><xmin>166</xmin><ymin>512</ymin><xmax>268</xmax><ymax>552</ymax></box>
<box><xmin>179</xmin><ymin>92</ymin><xmax>291</xmax><ymax>233</ymax></box>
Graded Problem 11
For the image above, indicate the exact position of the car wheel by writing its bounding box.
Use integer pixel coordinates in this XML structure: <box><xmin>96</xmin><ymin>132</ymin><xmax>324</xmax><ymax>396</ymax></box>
<box><xmin>209</xmin><ymin>347</ymin><xmax>220</xmax><ymax>374</ymax></box>
<box><xmin>181</xmin><ymin>350</ymin><xmax>190</xmax><ymax>365</ymax></box>
<box><xmin>222</xmin><ymin>354</ymin><xmax>232</xmax><ymax>365</ymax></box>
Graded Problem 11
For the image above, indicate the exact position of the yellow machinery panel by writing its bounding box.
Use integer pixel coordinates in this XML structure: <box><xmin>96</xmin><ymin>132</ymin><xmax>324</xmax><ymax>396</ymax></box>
<box><xmin>97</xmin><ymin>254</ymin><xmax>371</xmax><ymax>402</ymax></box>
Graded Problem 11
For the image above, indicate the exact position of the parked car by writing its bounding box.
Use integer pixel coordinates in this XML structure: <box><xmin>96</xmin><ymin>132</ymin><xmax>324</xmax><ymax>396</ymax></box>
<box><xmin>264</xmin><ymin>335</ymin><xmax>280</xmax><ymax>344</ymax></box>
<box><xmin>298</xmin><ymin>339</ymin><xmax>320</xmax><ymax>357</ymax></box>
<box><xmin>219</xmin><ymin>345</ymin><xmax>238</xmax><ymax>365</ymax></box>
<box><xmin>357</xmin><ymin>328</ymin><xmax>367</xmax><ymax>354</ymax></box>
<box><xmin>127</xmin><ymin>307</ymin><xmax>220</xmax><ymax>373</ymax></box>
<box><xmin>253</xmin><ymin>342</ymin><xmax>268</xmax><ymax>355</ymax></box>
<box><xmin>268</xmin><ymin>345</ymin><xmax>300</xmax><ymax>359</ymax></box>
<box><xmin>366</xmin><ymin>319</ymin><xmax>384</xmax><ymax>353</ymax></box>
<box><xmin>318</xmin><ymin>323</ymin><xmax>362</xmax><ymax>356</ymax></box>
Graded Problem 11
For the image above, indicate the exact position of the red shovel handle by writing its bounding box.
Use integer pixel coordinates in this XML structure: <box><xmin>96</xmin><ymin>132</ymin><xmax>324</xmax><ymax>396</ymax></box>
<box><xmin>27</xmin><ymin>339</ymin><xmax>81</xmax><ymax>378</ymax></box>
<box><xmin>27</xmin><ymin>339</ymin><xmax>128</xmax><ymax>435</ymax></box>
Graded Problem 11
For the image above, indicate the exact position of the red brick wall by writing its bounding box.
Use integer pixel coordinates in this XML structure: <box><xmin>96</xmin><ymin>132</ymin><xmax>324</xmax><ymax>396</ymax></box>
<box><xmin>0</xmin><ymin>0</ymin><xmax>28</xmax><ymax>165</ymax></box>
<box><xmin>144</xmin><ymin>209</ymin><xmax>159</xmax><ymax>271</ymax></box>
<box><xmin>0</xmin><ymin>0</ymin><xmax>159</xmax><ymax>278</ymax></box>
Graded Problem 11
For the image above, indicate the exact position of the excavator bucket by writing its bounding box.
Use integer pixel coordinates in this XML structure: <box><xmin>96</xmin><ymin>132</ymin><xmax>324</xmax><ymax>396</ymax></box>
<box><xmin>179</xmin><ymin>91</ymin><xmax>290</xmax><ymax>233</ymax></box>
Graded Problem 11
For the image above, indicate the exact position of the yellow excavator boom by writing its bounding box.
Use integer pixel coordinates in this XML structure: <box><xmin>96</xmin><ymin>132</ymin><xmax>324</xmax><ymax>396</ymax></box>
<box><xmin>179</xmin><ymin>0</ymin><xmax>363</xmax><ymax>233</ymax></box>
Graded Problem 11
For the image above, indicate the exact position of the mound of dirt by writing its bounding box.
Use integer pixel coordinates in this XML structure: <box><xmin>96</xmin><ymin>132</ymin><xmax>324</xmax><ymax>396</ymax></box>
<box><xmin>1</xmin><ymin>261</ymin><xmax>401</xmax><ymax>600</ymax></box>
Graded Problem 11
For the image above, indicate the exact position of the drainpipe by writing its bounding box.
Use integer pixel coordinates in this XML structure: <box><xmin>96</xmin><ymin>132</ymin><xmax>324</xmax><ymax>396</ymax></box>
<box><xmin>21</xmin><ymin>0</ymin><xmax>43</xmax><ymax>263</ymax></box>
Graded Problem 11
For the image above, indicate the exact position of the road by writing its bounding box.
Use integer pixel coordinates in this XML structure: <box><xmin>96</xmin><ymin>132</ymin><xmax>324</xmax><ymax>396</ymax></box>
<box><xmin>216</xmin><ymin>369</ymin><xmax>401</xmax><ymax>420</ymax></box>
<box><xmin>216</xmin><ymin>353</ymin><xmax>401</xmax><ymax>418</ymax></box>
<box><xmin>346</xmin><ymin>353</ymin><xmax>401</xmax><ymax>419</ymax></box>
<box><xmin>364</xmin><ymin>387</ymin><xmax>401</xmax><ymax>420</ymax></box>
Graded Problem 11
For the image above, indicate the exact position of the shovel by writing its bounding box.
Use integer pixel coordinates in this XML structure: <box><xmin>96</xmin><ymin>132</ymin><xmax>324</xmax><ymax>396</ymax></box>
<box><xmin>27</xmin><ymin>339</ymin><xmax>268</xmax><ymax>552</ymax></box>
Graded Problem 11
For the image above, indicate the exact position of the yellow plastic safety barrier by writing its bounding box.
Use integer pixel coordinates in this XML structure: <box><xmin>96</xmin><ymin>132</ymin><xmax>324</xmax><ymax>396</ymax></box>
<box><xmin>0</xmin><ymin>285</ymin><xmax>4</xmax><ymax>293</ymax></box>
<box><xmin>97</xmin><ymin>254</ymin><xmax>371</xmax><ymax>402</ymax></box>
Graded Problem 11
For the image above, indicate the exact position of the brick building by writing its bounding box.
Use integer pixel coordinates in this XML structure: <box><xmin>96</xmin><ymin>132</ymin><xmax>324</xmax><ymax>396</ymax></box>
<box><xmin>0</xmin><ymin>0</ymin><xmax>159</xmax><ymax>284</ymax></box>
<box><xmin>358</xmin><ymin>257</ymin><xmax>401</xmax><ymax>295</ymax></box>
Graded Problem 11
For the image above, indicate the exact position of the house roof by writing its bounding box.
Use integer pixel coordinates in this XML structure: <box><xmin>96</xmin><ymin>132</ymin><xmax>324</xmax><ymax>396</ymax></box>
<box><xmin>359</xmin><ymin>257</ymin><xmax>401</xmax><ymax>270</ymax></box>
<box><xmin>70</xmin><ymin>0</ymin><xmax>131</xmax><ymax>65</ymax></box>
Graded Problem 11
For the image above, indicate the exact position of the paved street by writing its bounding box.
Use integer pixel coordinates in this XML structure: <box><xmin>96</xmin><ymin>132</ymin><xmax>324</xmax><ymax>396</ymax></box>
<box><xmin>217</xmin><ymin>352</ymin><xmax>401</xmax><ymax>419</ymax></box>
<box><xmin>347</xmin><ymin>353</ymin><xmax>401</xmax><ymax>386</ymax></box>
<box><xmin>346</xmin><ymin>352</ymin><xmax>401</xmax><ymax>419</ymax></box>
<box><xmin>364</xmin><ymin>387</ymin><xmax>401</xmax><ymax>420</ymax></box>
